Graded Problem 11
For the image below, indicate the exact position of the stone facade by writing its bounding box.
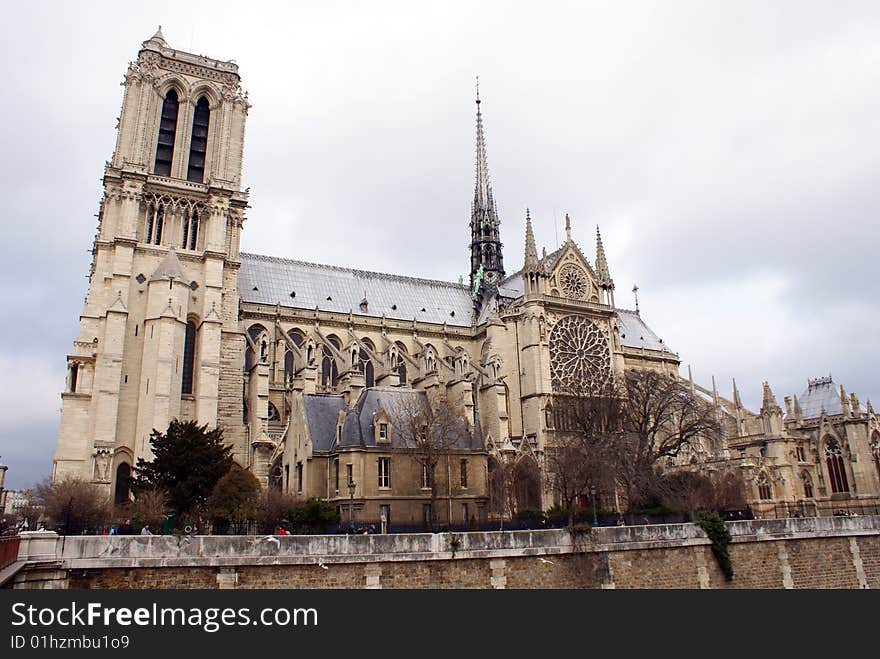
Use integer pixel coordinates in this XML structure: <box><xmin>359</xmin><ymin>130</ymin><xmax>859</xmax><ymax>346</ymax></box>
<box><xmin>51</xmin><ymin>31</ymin><xmax>880</xmax><ymax>524</ymax></box>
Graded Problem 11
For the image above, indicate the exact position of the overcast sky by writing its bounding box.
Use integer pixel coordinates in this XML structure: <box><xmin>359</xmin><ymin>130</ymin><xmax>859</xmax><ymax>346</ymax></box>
<box><xmin>1</xmin><ymin>1</ymin><xmax>878</xmax><ymax>489</ymax></box>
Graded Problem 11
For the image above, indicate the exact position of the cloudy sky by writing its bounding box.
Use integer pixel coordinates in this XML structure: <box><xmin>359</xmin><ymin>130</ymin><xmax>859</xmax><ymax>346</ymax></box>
<box><xmin>1</xmin><ymin>1</ymin><xmax>878</xmax><ymax>489</ymax></box>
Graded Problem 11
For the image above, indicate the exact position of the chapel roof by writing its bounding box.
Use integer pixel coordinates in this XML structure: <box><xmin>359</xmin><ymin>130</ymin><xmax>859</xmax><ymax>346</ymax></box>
<box><xmin>797</xmin><ymin>376</ymin><xmax>844</xmax><ymax>419</ymax></box>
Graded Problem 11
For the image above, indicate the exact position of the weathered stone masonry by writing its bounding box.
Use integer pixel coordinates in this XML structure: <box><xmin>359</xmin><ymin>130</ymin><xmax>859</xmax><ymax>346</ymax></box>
<box><xmin>8</xmin><ymin>516</ymin><xmax>879</xmax><ymax>589</ymax></box>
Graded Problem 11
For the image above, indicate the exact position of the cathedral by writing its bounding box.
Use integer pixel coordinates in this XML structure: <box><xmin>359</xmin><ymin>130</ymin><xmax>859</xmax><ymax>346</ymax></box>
<box><xmin>51</xmin><ymin>31</ymin><xmax>880</xmax><ymax>527</ymax></box>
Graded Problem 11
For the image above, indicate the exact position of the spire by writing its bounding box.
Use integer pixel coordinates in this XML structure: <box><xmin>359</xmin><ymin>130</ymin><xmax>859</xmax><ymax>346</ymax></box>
<box><xmin>840</xmin><ymin>385</ymin><xmax>851</xmax><ymax>416</ymax></box>
<box><xmin>473</xmin><ymin>77</ymin><xmax>491</xmax><ymax>212</ymax></box>
<box><xmin>143</xmin><ymin>26</ymin><xmax>166</xmax><ymax>48</ymax></box>
<box><xmin>595</xmin><ymin>225</ymin><xmax>613</xmax><ymax>289</ymax></box>
<box><xmin>469</xmin><ymin>79</ymin><xmax>505</xmax><ymax>295</ymax></box>
<box><xmin>524</xmin><ymin>209</ymin><xmax>538</xmax><ymax>269</ymax></box>
<box><xmin>732</xmin><ymin>378</ymin><xmax>742</xmax><ymax>409</ymax></box>
<box><xmin>793</xmin><ymin>394</ymin><xmax>803</xmax><ymax>422</ymax></box>
<box><xmin>564</xmin><ymin>213</ymin><xmax>572</xmax><ymax>242</ymax></box>
<box><xmin>761</xmin><ymin>381</ymin><xmax>781</xmax><ymax>414</ymax></box>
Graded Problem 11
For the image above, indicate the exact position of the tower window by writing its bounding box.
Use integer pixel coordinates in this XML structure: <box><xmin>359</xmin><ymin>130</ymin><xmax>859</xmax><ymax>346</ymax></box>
<box><xmin>181</xmin><ymin>207</ymin><xmax>200</xmax><ymax>250</ymax></box>
<box><xmin>145</xmin><ymin>201</ymin><xmax>166</xmax><ymax>245</ymax></box>
<box><xmin>187</xmin><ymin>97</ymin><xmax>210</xmax><ymax>182</ymax></box>
<box><xmin>154</xmin><ymin>89</ymin><xmax>179</xmax><ymax>177</ymax></box>
<box><xmin>181</xmin><ymin>320</ymin><xmax>197</xmax><ymax>395</ymax></box>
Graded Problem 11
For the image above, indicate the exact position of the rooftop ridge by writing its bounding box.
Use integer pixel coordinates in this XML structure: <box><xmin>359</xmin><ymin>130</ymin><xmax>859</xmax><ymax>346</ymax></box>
<box><xmin>240</xmin><ymin>251</ymin><xmax>470</xmax><ymax>291</ymax></box>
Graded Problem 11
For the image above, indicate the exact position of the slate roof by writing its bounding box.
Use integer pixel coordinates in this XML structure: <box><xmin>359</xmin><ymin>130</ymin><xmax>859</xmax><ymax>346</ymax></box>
<box><xmin>303</xmin><ymin>387</ymin><xmax>480</xmax><ymax>453</ymax></box>
<box><xmin>239</xmin><ymin>252</ymin><xmax>473</xmax><ymax>327</ymax></box>
<box><xmin>616</xmin><ymin>309</ymin><xmax>673</xmax><ymax>353</ymax></box>
<box><xmin>798</xmin><ymin>378</ymin><xmax>844</xmax><ymax>419</ymax></box>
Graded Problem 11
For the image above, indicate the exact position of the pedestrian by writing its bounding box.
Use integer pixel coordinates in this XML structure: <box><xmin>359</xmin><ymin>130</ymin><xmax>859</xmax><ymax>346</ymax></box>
<box><xmin>140</xmin><ymin>525</ymin><xmax>153</xmax><ymax>536</ymax></box>
<box><xmin>118</xmin><ymin>519</ymin><xmax>134</xmax><ymax>535</ymax></box>
<box><xmin>109</xmin><ymin>525</ymin><xmax>118</xmax><ymax>536</ymax></box>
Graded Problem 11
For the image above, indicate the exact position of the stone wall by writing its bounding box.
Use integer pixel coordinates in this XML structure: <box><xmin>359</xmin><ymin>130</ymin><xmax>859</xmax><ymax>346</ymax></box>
<box><xmin>11</xmin><ymin>516</ymin><xmax>880</xmax><ymax>589</ymax></box>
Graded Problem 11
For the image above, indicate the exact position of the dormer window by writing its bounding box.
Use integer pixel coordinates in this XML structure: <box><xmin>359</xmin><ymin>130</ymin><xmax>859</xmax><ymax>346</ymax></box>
<box><xmin>379</xmin><ymin>423</ymin><xmax>388</xmax><ymax>441</ymax></box>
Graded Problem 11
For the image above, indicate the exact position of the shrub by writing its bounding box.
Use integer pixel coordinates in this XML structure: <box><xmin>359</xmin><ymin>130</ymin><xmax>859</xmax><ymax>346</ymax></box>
<box><xmin>289</xmin><ymin>499</ymin><xmax>341</xmax><ymax>534</ymax></box>
<box><xmin>208</xmin><ymin>464</ymin><xmax>261</xmax><ymax>533</ymax></box>
<box><xmin>696</xmin><ymin>511</ymin><xmax>734</xmax><ymax>581</ymax></box>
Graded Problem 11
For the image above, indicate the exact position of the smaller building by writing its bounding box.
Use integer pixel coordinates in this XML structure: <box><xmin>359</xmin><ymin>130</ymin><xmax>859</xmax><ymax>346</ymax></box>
<box><xmin>277</xmin><ymin>387</ymin><xmax>488</xmax><ymax>529</ymax></box>
<box><xmin>689</xmin><ymin>376</ymin><xmax>880</xmax><ymax>518</ymax></box>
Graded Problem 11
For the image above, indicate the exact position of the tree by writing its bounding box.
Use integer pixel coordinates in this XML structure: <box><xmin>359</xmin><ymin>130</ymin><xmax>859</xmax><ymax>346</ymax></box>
<box><xmin>612</xmin><ymin>369</ymin><xmax>720</xmax><ymax>515</ymax></box>
<box><xmin>34</xmin><ymin>477</ymin><xmax>113</xmax><ymax>534</ymax></box>
<box><xmin>127</xmin><ymin>488</ymin><xmax>169</xmax><ymax>531</ymax></box>
<box><xmin>133</xmin><ymin>420</ymin><xmax>233</xmax><ymax>520</ymax></box>
<box><xmin>556</xmin><ymin>369</ymin><xmax>720</xmax><ymax>518</ymax></box>
<box><xmin>487</xmin><ymin>454</ymin><xmax>542</xmax><ymax>526</ymax></box>
<box><xmin>393</xmin><ymin>391</ymin><xmax>473</xmax><ymax>530</ymax></box>
<box><xmin>208</xmin><ymin>463</ymin><xmax>261</xmax><ymax>534</ymax></box>
<box><xmin>549</xmin><ymin>380</ymin><xmax>621</xmax><ymax>526</ymax></box>
<box><xmin>254</xmin><ymin>488</ymin><xmax>299</xmax><ymax>534</ymax></box>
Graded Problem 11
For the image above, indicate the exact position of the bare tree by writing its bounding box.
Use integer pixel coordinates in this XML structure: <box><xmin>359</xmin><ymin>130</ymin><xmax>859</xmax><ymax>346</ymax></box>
<box><xmin>613</xmin><ymin>369</ymin><xmax>721</xmax><ymax>515</ymax></box>
<box><xmin>34</xmin><ymin>477</ymin><xmax>113</xmax><ymax>534</ymax></box>
<box><xmin>393</xmin><ymin>391</ymin><xmax>473</xmax><ymax>530</ymax></box>
<box><xmin>553</xmin><ymin>369</ymin><xmax>720</xmax><ymax>519</ymax></box>
<box><xmin>487</xmin><ymin>454</ymin><xmax>542</xmax><ymax>526</ymax></box>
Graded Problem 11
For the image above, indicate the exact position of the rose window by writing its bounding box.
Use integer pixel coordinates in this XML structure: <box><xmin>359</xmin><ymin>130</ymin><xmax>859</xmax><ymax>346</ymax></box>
<box><xmin>549</xmin><ymin>315</ymin><xmax>611</xmax><ymax>392</ymax></box>
<box><xmin>559</xmin><ymin>264</ymin><xmax>588</xmax><ymax>299</ymax></box>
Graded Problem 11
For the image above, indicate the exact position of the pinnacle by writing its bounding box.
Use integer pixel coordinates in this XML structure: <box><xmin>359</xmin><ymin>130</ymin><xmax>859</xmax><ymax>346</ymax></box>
<box><xmin>595</xmin><ymin>224</ymin><xmax>612</xmax><ymax>287</ymax></box>
<box><xmin>524</xmin><ymin>209</ymin><xmax>538</xmax><ymax>268</ymax></box>
<box><xmin>149</xmin><ymin>26</ymin><xmax>165</xmax><ymax>43</ymax></box>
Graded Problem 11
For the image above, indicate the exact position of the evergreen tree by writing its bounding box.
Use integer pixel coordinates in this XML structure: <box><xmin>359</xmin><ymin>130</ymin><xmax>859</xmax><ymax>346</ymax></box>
<box><xmin>133</xmin><ymin>420</ymin><xmax>233</xmax><ymax>519</ymax></box>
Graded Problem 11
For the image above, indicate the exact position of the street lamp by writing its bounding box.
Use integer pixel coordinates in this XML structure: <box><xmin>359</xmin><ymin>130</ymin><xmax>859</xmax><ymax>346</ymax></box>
<box><xmin>347</xmin><ymin>480</ymin><xmax>356</xmax><ymax>533</ymax></box>
<box><xmin>590</xmin><ymin>486</ymin><xmax>598</xmax><ymax>527</ymax></box>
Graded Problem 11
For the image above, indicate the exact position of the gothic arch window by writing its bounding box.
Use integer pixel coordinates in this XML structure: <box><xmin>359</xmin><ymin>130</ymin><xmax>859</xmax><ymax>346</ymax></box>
<box><xmin>801</xmin><ymin>471</ymin><xmax>814</xmax><ymax>499</ymax></box>
<box><xmin>68</xmin><ymin>362</ymin><xmax>79</xmax><ymax>393</ymax></box>
<box><xmin>181</xmin><ymin>319</ymin><xmax>197</xmax><ymax>395</ymax></box>
<box><xmin>358</xmin><ymin>339</ymin><xmax>375</xmax><ymax>388</ymax></box>
<box><xmin>145</xmin><ymin>200</ymin><xmax>167</xmax><ymax>245</ymax></box>
<box><xmin>187</xmin><ymin>96</ymin><xmax>210</xmax><ymax>182</ymax></box>
<box><xmin>321</xmin><ymin>336</ymin><xmax>341</xmax><ymax>388</ymax></box>
<box><xmin>114</xmin><ymin>462</ymin><xmax>132</xmax><ymax>504</ymax></box>
<box><xmin>180</xmin><ymin>206</ymin><xmax>200</xmax><ymax>250</ymax></box>
<box><xmin>245</xmin><ymin>324</ymin><xmax>268</xmax><ymax>372</ymax></box>
<box><xmin>268</xmin><ymin>402</ymin><xmax>280</xmax><ymax>422</ymax></box>
<box><xmin>757</xmin><ymin>472</ymin><xmax>772</xmax><ymax>500</ymax></box>
<box><xmin>549</xmin><ymin>315</ymin><xmax>611</xmax><ymax>393</ymax></box>
<box><xmin>424</xmin><ymin>345</ymin><xmax>437</xmax><ymax>374</ymax></box>
<box><xmin>154</xmin><ymin>88</ymin><xmax>179</xmax><ymax>177</ymax></box>
<box><xmin>395</xmin><ymin>342</ymin><xmax>409</xmax><ymax>386</ymax></box>
<box><xmin>824</xmin><ymin>437</ymin><xmax>849</xmax><ymax>494</ymax></box>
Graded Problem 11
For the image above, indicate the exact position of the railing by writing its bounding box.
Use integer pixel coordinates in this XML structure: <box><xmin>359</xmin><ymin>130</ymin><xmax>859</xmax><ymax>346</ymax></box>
<box><xmin>0</xmin><ymin>535</ymin><xmax>21</xmax><ymax>571</ymax></box>
<box><xmin>763</xmin><ymin>500</ymin><xmax>880</xmax><ymax>520</ymax></box>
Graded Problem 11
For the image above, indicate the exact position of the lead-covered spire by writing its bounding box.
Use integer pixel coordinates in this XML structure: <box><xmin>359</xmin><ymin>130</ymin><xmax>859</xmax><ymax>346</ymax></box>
<box><xmin>469</xmin><ymin>79</ymin><xmax>504</xmax><ymax>295</ymax></box>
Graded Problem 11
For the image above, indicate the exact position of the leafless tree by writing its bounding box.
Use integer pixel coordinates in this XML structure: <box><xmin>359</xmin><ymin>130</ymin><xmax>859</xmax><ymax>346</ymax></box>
<box><xmin>392</xmin><ymin>391</ymin><xmax>473</xmax><ymax>530</ymax></box>
<box><xmin>34</xmin><ymin>477</ymin><xmax>113</xmax><ymax>534</ymax></box>
<box><xmin>553</xmin><ymin>369</ymin><xmax>721</xmax><ymax>519</ymax></box>
<box><xmin>487</xmin><ymin>454</ymin><xmax>542</xmax><ymax>525</ymax></box>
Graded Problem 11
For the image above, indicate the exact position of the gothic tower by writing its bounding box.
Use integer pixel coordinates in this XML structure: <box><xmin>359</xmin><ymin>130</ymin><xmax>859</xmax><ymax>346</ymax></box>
<box><xmin>469</xmin><ymin>85</ymin><xmax>505</xmax><ymax>298</ymax></box>
<box><xmin>52</xmin><ymin>29</ymin><xmax>251</xmax><ymax>500</ymax></box>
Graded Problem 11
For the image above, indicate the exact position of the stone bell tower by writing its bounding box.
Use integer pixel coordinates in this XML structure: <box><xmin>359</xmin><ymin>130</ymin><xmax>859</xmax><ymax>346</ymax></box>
<box><xmin>52</xmin><ymin>28</ymin><xmax>251</xmax><ymax>500</ymax></box>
